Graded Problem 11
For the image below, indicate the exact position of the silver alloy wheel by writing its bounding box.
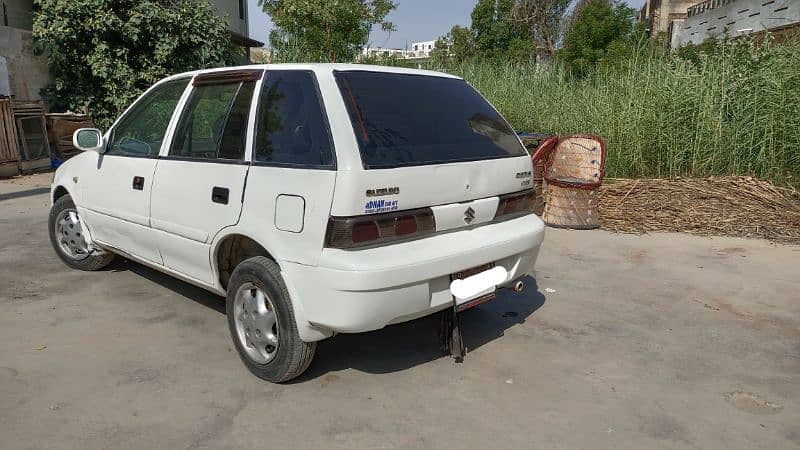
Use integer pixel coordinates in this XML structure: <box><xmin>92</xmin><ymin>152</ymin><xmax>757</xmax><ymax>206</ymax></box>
<box><xmin>233</xmin><ymin>282</ymin><xmax>279</xmax><ymax>364</ymax></box>
<box><xmin>55</xmin><ymin>209</ymin><xmax>90</xmax><ymax>260</ymax></box>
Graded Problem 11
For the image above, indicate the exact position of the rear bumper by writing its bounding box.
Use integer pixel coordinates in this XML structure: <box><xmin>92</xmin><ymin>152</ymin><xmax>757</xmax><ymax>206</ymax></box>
<box><xmin>281</xmin><ymin>213</ymin><xmax>545</xmax><ymax>339</ymax></box>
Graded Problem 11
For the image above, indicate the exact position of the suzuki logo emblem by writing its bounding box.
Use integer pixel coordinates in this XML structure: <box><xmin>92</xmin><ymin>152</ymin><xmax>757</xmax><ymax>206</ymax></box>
<box><xmin>464</xmin><ymin>206</ymin><xmax>476</xmax><ymax>224</ymax></box>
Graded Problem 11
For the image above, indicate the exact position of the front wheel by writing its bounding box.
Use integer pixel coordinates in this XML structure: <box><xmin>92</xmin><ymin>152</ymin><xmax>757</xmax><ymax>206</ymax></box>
<box><xmin>226</xmin><ymin>256</ymin><xmax>316</xmax><ymax>383</ymax></box>
<box><xmin>48</xmin><ymin>195</ymin><xmax>115</xmax><ymax>271</ymax></box>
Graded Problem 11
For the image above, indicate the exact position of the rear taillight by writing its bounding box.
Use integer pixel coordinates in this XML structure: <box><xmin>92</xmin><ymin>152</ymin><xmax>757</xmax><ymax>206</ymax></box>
<box><xmin>495</xmin><ymin>189</ymin><xmax>535</xmax><ymax>220</ymax></box>
<box><xmin>326</xmin><ymin>208</ymin><xmax>436</xmax><ymax>249</ymax></box>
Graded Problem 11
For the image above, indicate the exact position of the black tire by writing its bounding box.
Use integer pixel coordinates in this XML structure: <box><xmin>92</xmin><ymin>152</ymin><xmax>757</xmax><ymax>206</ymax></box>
<box><xmin>48</xmin><ymin>195</ymin><xmax>115</xmax><ymax>271</ymax></box>
<box><xmin>226</xmin><ymin>256</ymin><xmax>316</xmax><ymax>383</ymax></box>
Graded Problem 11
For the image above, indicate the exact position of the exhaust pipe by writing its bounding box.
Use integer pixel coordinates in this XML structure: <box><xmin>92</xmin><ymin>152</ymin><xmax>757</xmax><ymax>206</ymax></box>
<box><xmin>512</xmin><ymin>280</ymin><xmax>525</xmax><ymax>293</ymax></box>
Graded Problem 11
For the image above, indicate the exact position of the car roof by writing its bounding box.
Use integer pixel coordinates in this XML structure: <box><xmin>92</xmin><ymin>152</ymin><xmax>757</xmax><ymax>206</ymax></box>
<box><xmin>159</xmin><ymin>63</ymin><xmax>462</xmax><ymax>84</ymax></box>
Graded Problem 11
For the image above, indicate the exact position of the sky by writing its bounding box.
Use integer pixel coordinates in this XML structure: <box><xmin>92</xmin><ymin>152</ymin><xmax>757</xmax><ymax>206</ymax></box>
<box><xmin>247</xmin><ymin>0</ymin><xmax>647</xmax><ymax>50</ymax></box>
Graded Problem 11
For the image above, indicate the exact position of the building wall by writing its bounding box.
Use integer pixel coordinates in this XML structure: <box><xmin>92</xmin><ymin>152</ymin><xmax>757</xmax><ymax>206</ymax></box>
<box><xmin>2</xmin><ymin>0</ymin><xmax>33</xmax><ymax>30</ymax></box>
<box><xmin>679</xmin><ymin>0</ymin><xmax>800</xmax><ymax>46</ymax></box>
<box><xmin>640</xmin><ymin>0</ymin><xmax>699</xmax><ymax>35</ymax></box>
<box><xmin>211</xmin><ymin>0</ymin><xmax>248</xmax><ymax>37</ymax></box>
<box><xmin>409</xmin><ymin>40</ymin><xmax>436</xmax><ymax>58</ymax></box>
<box><xmin>0</xmin><ymin>25</ymin><xmax>48</xmax><ymax>99</ymax></box>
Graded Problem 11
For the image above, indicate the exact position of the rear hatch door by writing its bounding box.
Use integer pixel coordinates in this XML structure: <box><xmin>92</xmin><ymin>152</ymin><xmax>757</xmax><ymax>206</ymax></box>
<box><xmin>330</xmin><ymin>69</ymin><xmax>533</xmax><ymax>229</ymax></box>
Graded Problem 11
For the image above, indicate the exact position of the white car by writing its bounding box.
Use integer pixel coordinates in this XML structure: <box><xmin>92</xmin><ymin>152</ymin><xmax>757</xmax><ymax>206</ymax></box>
<box><xmin>49</xmin><ymin>64</ymin><xmax>546</xmax><ymax>382</ymax></box>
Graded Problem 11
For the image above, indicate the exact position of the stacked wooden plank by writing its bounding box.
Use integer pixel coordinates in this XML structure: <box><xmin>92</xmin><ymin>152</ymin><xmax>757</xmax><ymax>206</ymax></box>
<box><xmin>0</xmin><ymin>100</ymin><xmax>20</xmax><ymax>162</ymax></box>
<box><xmin>0</xmin><ymin>99</ymin><xmax>21</xmax><ymax>176</ymax></box>
<box><xmin>12</xmin><ymin>100</ymin><xmax>51</xmax><ymax>171</ymax></box>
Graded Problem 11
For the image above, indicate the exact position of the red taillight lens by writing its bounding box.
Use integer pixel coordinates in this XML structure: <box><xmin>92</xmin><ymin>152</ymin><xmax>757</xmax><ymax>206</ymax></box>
<box><xmin>394</xmin><ymin>215</ymin><xmax>418</xmax><ymax>235</ymax></box>
<box><xmin>351</xmin><ymin>221</ymin><xmax>379</xmax><ymax>243</ymax></box>
<box><xmin>326</xmin><ymin>208</ymin><xmax>436</xmax><ymax>249</ymax></box>
<box><xmin>495</xmin><ymin>189</ymin><xmax>535</xmax><ymax>219</ymax></box>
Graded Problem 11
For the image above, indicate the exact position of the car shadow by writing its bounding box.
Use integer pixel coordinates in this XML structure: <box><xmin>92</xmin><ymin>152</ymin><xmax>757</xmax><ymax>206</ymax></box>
<box><xmin>294</xmin><ymin>276</ymin><xmax>545</xmax><ymax>381</ymax></box>
<box><xmin>109</xmin><ymin>258</ymin><xmax>226</xmax><ymax>315</ymax></box>
<box><xmin>109</xmin><ymin>259</ymin><xmax>545</xmax><ymax>380</ymax></box>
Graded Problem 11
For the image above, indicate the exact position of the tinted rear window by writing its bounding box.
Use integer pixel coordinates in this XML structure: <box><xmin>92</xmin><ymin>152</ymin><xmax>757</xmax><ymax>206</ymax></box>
<box><xmin>335</xmin><ymin>71</ymin><xmax>526</xmax><ymax>169</ymax></box>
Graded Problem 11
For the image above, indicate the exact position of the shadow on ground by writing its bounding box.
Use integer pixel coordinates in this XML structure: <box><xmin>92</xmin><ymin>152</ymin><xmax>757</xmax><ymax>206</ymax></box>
<box><xmin>299</xmin><ymin>277</ymin><xmax>545</xmax><ymax>380</ymax></box>
<box><xmin>111</xmin><ymin>258</ymin><xmax>546</xmax><ymax>380</ymax></box>
<box><xmin>111</xmin><ymin>259</ymin><xmax>226</xmax><ymax>314</ymax></box>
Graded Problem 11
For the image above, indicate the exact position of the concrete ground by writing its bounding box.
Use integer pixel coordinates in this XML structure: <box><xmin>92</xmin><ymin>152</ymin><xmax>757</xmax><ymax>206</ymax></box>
<box><xmin>1</xmin><ymin>173</ymin><xmax>799</xmax><ymax>450</ymax></box>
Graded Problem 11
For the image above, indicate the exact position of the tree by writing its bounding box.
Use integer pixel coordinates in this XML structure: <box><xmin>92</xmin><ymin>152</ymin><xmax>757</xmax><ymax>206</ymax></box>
<box><xmin>259</xmin><ymin>0</ymin><xmax>396</xmax><ymax>63</ymax></box>
<box><xmin>434</xmin><ymin>0</ymin><xmax>570</xmax><ymax>62</ymax></box>
<box><xmin>33</xmin><ymin>0</ymin><xmax>237</xmax><ymax>128</ymax></box>
<box><xmin>432</xmin><ymin>25</ymin><xmax>476</xmax><ymax>62</ymax></box>
<box><xmin>471</xmin><ymin>0</ymin><xmax>527</xmax><ymax>55</ymax></box>
<box><xmin>560</xmin><ymin>0</ymin><xmax>636</xmax><ymax>74</ymax></box>
<box><xmin>512</xmin><ymin>0</ymin><xmax>572</xmax><ymax>58</ymax></box>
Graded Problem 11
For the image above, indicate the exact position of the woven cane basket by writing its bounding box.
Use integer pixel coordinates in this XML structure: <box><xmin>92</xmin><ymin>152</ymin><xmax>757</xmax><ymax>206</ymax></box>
<box><xmin>534</xmin><ymin>134</ymin><xmax>606</xmax><ymax>229</ymax></box>
<box><xmin>544</xmin><ymin>184</ymin><xmax>600</xmax><ymax>229</ymax></box>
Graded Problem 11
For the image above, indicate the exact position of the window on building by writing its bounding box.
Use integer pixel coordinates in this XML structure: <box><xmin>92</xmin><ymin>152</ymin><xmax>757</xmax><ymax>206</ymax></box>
<box><xmin>238</xmin><ymin>0</ymin><xmax>245</xmax><ymax>20</ymax></box>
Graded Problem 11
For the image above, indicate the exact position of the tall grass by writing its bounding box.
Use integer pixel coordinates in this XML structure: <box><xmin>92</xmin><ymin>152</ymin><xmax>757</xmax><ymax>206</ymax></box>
<box><xmin>428</xmin><ymin>37</ymin><xmax>800</xmax><ymax>187</ymax></box>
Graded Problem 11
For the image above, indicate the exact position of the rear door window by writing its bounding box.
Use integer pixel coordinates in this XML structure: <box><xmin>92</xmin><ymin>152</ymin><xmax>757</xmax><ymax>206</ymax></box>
<box><xmin>170</xmin><ymin>81</ymin><xmax>255</xmax><ymax>161</ymax></box>
<box><xmin>253</xmin><ymin>70</ymin><xmax>334</xmax><ymax>168</ymax></box>
<box><xmin>335</xmin><ymin>71</ymin><xmax>526</xmax><ymax>169</ymax></box>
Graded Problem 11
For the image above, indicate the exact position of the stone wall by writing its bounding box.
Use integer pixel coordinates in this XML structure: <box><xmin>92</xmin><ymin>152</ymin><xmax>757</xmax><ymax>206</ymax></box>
<box><xmin>0</xmin><ymin>25</ymin><xmax>49</xmax><ymax>100</ymax></box>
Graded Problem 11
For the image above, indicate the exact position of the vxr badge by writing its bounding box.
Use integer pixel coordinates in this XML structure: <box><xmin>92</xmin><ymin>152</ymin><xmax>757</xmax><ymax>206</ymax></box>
<box><xmin>464</xmin><ymin>206</ymin><xmax>476</xmax><ymax>224</ymax></box>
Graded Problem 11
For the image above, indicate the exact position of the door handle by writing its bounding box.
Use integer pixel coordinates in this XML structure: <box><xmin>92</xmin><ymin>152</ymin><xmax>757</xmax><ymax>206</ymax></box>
<box><xmin>132</xmin><ymin>176</ymin><xmax>144</xmax><ymax>191</ymax></box>
<box><xmin>212</xmin><ymin>186</ymin><xmax>229</xmax><ymax>205</ymax></box>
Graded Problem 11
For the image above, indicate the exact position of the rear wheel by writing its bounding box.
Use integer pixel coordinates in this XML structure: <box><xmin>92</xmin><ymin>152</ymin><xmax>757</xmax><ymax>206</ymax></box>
<box><xmin>48</xmin><ymin>195</ymin><xmax>114</xmax><ymax>271</ymax></box>
<box><xmin>226</xmin><ymin>256</ymin><xmax>315</xmax><ymax>383</ymax></box>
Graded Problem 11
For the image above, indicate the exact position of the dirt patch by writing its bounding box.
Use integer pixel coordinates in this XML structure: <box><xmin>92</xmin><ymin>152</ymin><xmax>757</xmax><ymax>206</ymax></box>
<box><xmin>628</xmin><ymin>249</ymin><xmax>648</xmax><ymax>263</ymax></box>
<box><xmin>716</xmin><ymin>246</ymin><xmax>748</xmax><ymax>256</ymax></box>
<box><xmin>725</xmin><ymin>390</ymin><xmax>783</xmax><ymax>415</ymax></box>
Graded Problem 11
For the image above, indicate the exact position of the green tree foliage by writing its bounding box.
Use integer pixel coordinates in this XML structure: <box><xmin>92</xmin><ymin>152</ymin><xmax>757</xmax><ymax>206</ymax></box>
<box><xmin>435</xmin><ymin>0</ymin><xmax>571</xmax><ymax>63</ymax></box>
<box><xmin>472</xmin><ymin>0</ymin><xmax>517</xmax><ymax>53</ymax></box>
<box><xmin>432</xmin><ymin>25</ymin><xmax>476</xmax><ymax>62</ymax></box>
<box><xmin>32</xmin><ymin>0</ymin><xmax>238</xmax><ymax>128</ymax></box>
<box><xmin>559</xmin><ymin>0</ymin><xmax>635</xmax><ymax>74</ymax></box>
<box><xmin>513</xmin><ymin>0</ymin><xmax>572</xmax><ymax>58</ymax></box>
<box><xmin>259</xmin><ymin>0</ymin><xmax>396</xmax><ymax>63</ymax></box>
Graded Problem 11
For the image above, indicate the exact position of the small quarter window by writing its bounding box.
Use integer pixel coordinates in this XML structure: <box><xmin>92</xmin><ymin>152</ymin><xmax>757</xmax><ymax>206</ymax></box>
<box><xmin>254</xmin><ymin>71</ymin><xmax>333</xmax><ymax>167</ymax></box>
<box><xmin>108</xmin><ymin>79</ymin><xmax>189</xmax><ymax>157</ymax></box>
<box><xmin>170</xmin><ymin>81</ymin><xmax>255</xmax><ymax>161</ymax></box>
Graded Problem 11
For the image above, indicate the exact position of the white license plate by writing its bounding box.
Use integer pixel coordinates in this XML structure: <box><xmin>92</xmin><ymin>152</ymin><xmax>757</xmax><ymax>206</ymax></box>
<box><xmin>450</xmin><ymin>264</ymin><xmax>508</xmax><ymax>311</ymax></box>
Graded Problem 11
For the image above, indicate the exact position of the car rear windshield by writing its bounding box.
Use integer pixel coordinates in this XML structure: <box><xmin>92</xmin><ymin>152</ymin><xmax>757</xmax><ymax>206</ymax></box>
<box><xmin>334</xmin><ymin>71</ymin><xmax>526</xmax><ymax>169</ymax></box>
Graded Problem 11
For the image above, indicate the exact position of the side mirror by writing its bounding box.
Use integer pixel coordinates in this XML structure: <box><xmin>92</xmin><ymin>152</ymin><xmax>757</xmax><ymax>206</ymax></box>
<box><xmin>73</xmin><ymin>128</ymin><xmax>105</xmax><ymax>153</ymax></box>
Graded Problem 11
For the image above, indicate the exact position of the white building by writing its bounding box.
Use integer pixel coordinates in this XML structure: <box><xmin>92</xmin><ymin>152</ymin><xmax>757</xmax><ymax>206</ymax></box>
<box><xmin>677</xmin><ymin>0</ymin><xmax>800</xmax><ymax>47</ymax></box>
<box><xmin>360</xmin><ymin>47</ymin><xmax>408</xmax><ymax>59</ymax></box>
<box><xmin>408</xmin><ymin>40</ymin><xmax>436</xmax><ymax>59</ymax></box>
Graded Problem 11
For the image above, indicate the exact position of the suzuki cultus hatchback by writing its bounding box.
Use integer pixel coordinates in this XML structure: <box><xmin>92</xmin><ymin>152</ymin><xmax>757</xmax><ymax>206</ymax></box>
<box><xmin>50</xmin><ymin>64</ymin><xmax>545</xmax><ymax>382</ymax></box>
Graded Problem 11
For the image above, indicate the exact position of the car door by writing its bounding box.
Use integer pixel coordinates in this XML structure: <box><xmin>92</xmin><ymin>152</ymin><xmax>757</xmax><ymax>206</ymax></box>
<box><xmin>149</xmin><ymin>71</ymin><xmax>259</xmax><ymax>285</ymax></box>
<box><xmin>236</xmin><ymin>69</ymin><xmax>338</xmax><ymax>266</ymax></box>
<box><xmin>79</xmin><ymin>78</ymin><xmax>190</xmax><ymax>264</ymax></box>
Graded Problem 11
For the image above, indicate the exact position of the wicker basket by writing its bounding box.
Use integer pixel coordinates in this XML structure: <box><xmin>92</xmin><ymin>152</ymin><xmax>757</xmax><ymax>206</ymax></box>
<box><xmin>544</xmin><ymin>184</ymin><xmax>599</xmax><ymax>229</ymax></box>
<box><xmin>532</xmin><ymin>134</ymin><xmax>606</xmax><ymax>229</ymax></box>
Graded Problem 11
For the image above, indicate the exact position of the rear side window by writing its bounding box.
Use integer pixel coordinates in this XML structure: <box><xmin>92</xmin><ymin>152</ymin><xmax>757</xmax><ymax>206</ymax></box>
<box><xmin>170</xmin><ymin>81</ymin><xmax>255</xmax><ymax>161</ymax></box>
<box><xmin>254</xmin><ymin>70</ymin><xmax>334</xmax><ymax>167</ymax></box>
<box><xmin>335</xmin><ymin>71</ymin><xmax>526</xmax><ymax>169</ymax></box>
<box><xmin>108</xmin><ymin>78</ymin><xmax>189</xmax><ymax>157</ymax></box>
